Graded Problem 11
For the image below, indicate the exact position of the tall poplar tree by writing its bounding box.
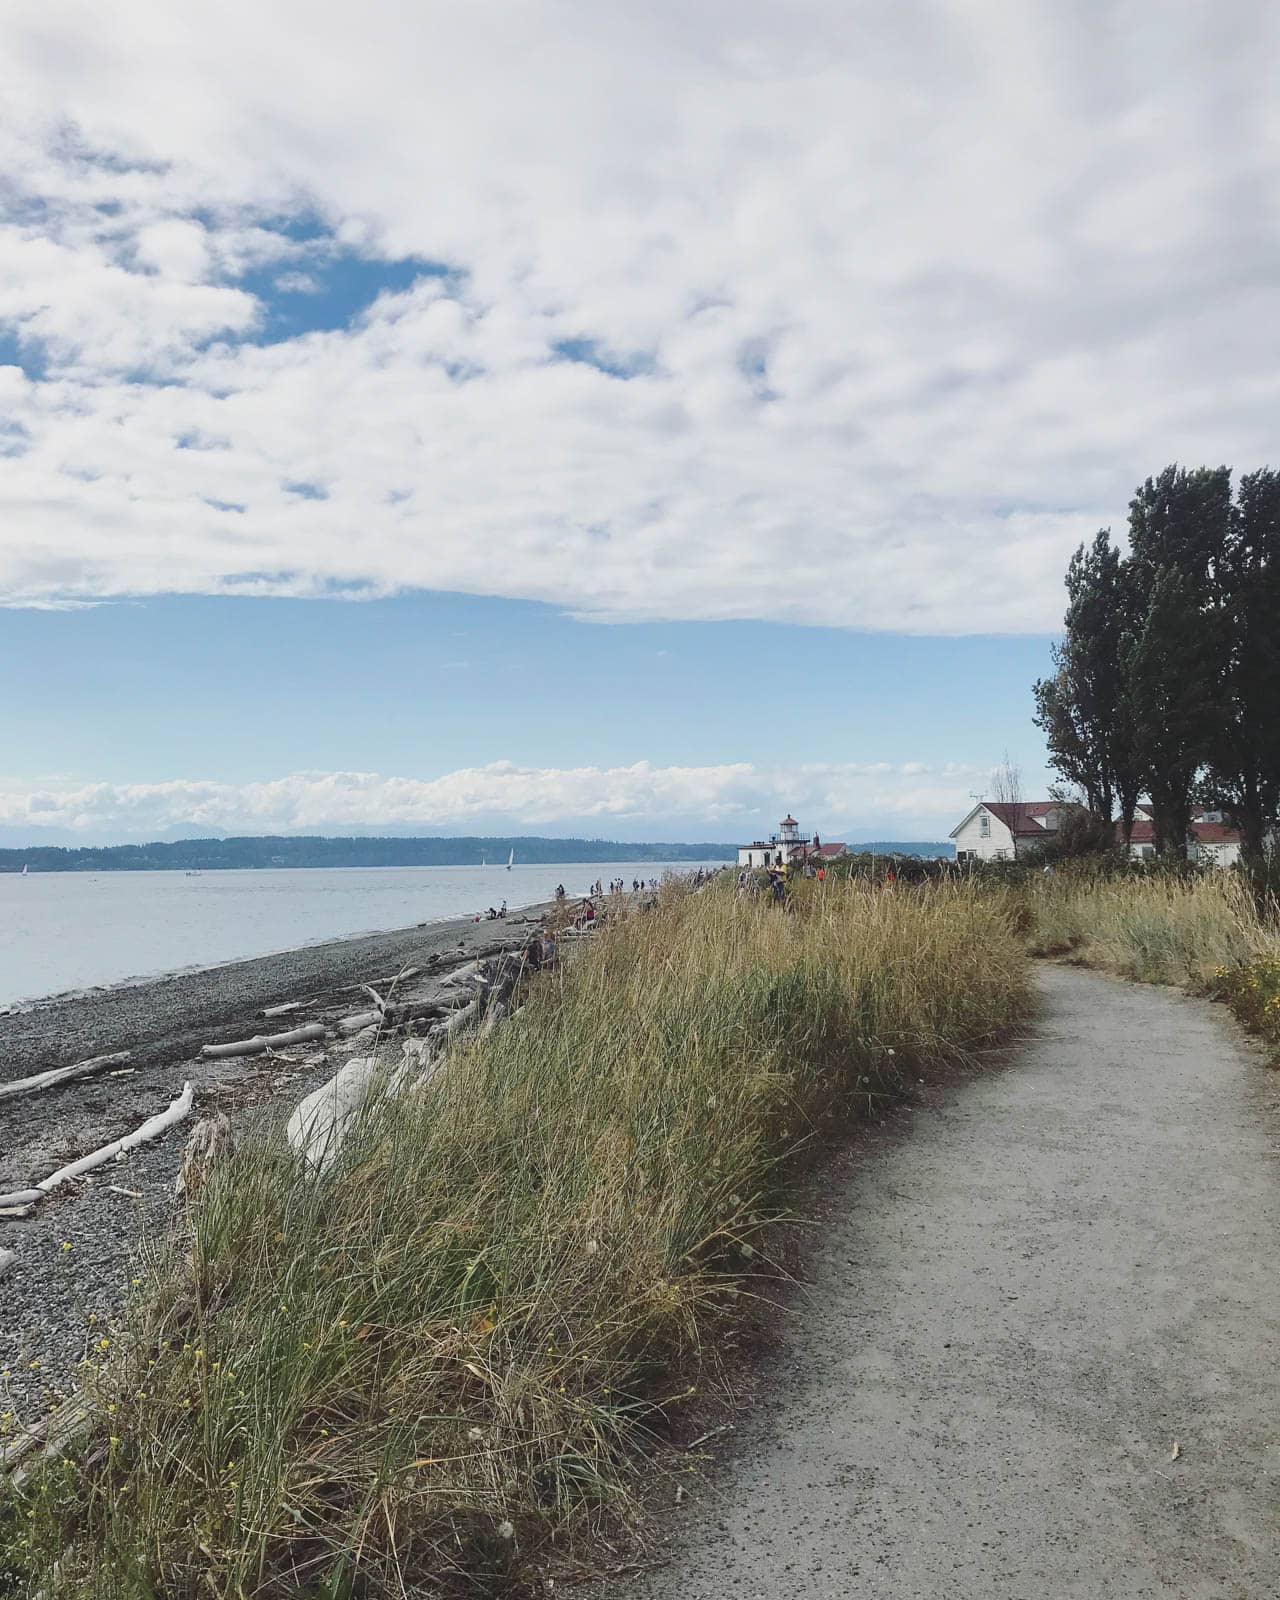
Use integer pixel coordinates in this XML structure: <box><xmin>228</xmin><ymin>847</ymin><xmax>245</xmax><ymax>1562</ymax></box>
<box><xmin>1125</xmin><ymin>466</ymin><xmax>1232</xmax><ymax>856</ymax></box>
<box><xmin>1206</xmin><ymin>468</ymin><xmax>1280</xmax><ymax>872</ymax></box>
<box><xmin>1033</xmin><ymin>529</ymin><xmax>1135</xmax><ymax>827</ymax></box>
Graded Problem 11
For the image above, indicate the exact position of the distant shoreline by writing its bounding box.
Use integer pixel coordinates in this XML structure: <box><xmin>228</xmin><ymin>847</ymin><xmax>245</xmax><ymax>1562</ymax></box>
<box><xmin>0</xmin><ymin>835</ymin><xmax>953</xmax><ymax>872</ymax></box>
<box><xmin>0</xmin><ymin>833</ymin><xmax>736</xmax><ymax>873</ymax></box>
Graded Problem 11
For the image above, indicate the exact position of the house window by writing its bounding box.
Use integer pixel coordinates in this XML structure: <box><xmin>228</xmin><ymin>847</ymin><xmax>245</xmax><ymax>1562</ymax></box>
<box><xmin>978</xmin><ymin>812</ymin><xmax>990</xmax><ymax>838</ymax></box>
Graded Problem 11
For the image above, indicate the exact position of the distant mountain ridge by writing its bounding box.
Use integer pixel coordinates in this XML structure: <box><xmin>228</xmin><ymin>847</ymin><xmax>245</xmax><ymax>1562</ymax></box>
<box><xmin>848</xmin><ymin>840</ymin><xmax>954</xmax><ymax>858</ymax></box>
<box><xmin>0</xmin><ymin>834</ymin><xmax>736</xmax><ymax>873</ymax></box>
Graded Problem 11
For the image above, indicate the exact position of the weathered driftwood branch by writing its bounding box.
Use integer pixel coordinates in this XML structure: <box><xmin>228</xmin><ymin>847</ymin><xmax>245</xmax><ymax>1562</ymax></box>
<box><xmin>337</xmin><ymin>1010</ymin><xmax>382</xmax><ymax>1036</ymax></box>
<box><xmin>338</xmin><ymin>966</ymin><xmax>420</xmax><ymax>995</ymax></box>
<box><xmin>3</xmin><ymin>1397</ymin><xmax>94</xmax><ymax>1488</ymax></box>
<box><xmin>287</xmin><ymin>1056</ymin><xmax>398</xmax><ymax>1173</ymax></box>
<box><xmin>287</xmin><ymin>950</ymin><xmax>531</xmax><ymax>1171</ymax></box>
<box><xmin>200</xmin><ymin>1023</ymin><xmax>326</xmax><ymax>1060</ymax></box>
<box><xmin>0</xmin><ymin>1050</ymin><xmax>131</xmax><ymax>1103</ymax></box>
<box><xmin>0</xmin><ymin>1083</ymin><xmax>195</xmax><ymax>1214</ymax></box>
<box><xmin>259</xmin><ymin>1000</ymin><xmax>305</xmax><ymax>1019</ymax></box>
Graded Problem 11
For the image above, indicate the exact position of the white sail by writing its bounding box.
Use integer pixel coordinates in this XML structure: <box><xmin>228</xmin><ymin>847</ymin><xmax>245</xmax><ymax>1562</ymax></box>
<box><xmin>21</xmin><ymin>864</ymin><xmax>28</xmax><ymax>876</ymax></box>
<box><xmin>507</xmin><ymin>849</ymin><xmax>514</xmax><ymax>870</ymax></box>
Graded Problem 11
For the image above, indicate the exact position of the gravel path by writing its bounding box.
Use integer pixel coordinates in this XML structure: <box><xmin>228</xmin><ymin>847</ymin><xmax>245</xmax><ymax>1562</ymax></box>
<box><xmin>607</xmin><ymin>966</ymin><xmax>1280</xmax><ymax>1599</ymax></box>
<box><xmin>0</xmin><ymin>904</ymin><xmax>553</xmax><ymax>1422</ymax></box>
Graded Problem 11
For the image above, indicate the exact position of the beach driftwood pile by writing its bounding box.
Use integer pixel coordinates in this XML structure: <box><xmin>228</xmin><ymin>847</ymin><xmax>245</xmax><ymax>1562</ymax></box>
<box><xmin>286</xmin><ymin>945</ymin><xmax>530</xmax><ymax>1171</ymax></box>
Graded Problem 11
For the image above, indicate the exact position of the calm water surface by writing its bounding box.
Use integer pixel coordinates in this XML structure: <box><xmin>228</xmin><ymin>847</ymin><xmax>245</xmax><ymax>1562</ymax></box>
<box><xmin>0</xmin><ymin>862</ymin><xmax>722</xmax><ymax>1008</ymax></box>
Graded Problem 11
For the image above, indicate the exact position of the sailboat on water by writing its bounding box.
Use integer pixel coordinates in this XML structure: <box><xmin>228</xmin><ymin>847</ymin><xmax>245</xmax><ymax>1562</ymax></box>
<box><xmin>507</xmin><ymin>849</ymin><xmax>514</xmax><ymax>871</ymax></box>
<box><xmin>21</xmin><ymin>864</ymin><xmax>28</xmax><ymax>876</ymax></box>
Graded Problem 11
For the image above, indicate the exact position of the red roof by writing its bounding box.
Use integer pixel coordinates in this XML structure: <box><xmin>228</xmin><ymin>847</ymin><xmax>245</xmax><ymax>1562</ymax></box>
<box><xmin>980</xmin><ymin>801</ymin><xmax>1066</xmax><ymax>837</ymax></box>
<box><xmin>816</xmin><ymin>843</ymin><xmax>847</xmax><ymax>857</ymax></box>
<box><xmin>1192</xmin><ymin>819</ymin><xmax>1240</xmax><ymax>844</ymax></box>
<box><xmin>1120</xmin><ymin>818</ymin><xmax>1240</xmax><ymax>846</ymax></box>
<box><xmin>780</xmin><ymin>815</ymin><xmax>798</xmax><ymax>826</ymax></box>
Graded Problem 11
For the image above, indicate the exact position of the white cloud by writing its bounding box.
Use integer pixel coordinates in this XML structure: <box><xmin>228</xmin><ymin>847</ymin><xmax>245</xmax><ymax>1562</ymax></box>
<box><xmin>0</xmin><ymin>761</ymin><xmax>982</xmax><ymax>842</ymax></box>
<box><xmin>0</xmin><ymin>3</ymin><xmax>1276</xmax><ymax>630</ymax></box>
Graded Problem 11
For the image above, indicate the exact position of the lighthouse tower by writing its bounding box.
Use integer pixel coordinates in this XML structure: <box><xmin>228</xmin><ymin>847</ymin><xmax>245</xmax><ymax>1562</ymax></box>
<box><xmin>737</xmin><ymin>812</ymin><xmax>806</xmax><ymax>869</ymax></box>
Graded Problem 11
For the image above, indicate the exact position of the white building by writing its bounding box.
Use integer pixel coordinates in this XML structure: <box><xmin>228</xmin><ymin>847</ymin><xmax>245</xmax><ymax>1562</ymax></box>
<box><xmin>952</xmin><ymin>799</ymin><xmax>1247</xmax><ymax>866</ymax></box>
<box><xmin>738</xmin><ymin>814</ymin><xmax>846</xmax><ymax>870</ymax></box>
<box><xmin>950</xmin><ymin>801</ymin><xmax>1076</xmax><ymax>863</ymax></box>
<box><xmin>1126</xmin><ymin>809</ymin><xmax>1243</xmax><ymax>866</ymax></box>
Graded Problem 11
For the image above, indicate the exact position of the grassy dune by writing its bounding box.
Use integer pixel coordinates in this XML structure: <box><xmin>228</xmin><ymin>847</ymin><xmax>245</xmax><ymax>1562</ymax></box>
<box><xmin>4</xmin><ymin>878</ymin><xmax>1027</xmax><ymax>1598</ymax></box>
<box><xmin>1017</xmin><ymin>867</ymin><xmax>1280</xmax><ymax>1055</ymax></box>
<box><xmin>1021</xmin><ymin>870</ymin><xmax>1270</xmax><ymax>985</ymax></box>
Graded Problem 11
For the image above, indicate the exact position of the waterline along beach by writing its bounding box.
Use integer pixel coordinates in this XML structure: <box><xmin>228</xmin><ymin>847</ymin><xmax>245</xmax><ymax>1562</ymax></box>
<box><xmin>0</xmin><ymin>861</ymin><xmax>728</xmax><ymax>1010</ymax></box>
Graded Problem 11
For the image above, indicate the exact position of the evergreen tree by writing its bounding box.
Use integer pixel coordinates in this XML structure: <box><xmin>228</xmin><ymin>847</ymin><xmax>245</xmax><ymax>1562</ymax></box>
<box><xmin>1206</xmin><ymin>468</ymin><xmax>1280</xmax><ymax>874</ymax></box>
<box><xmin>1127</xmin><ymin>565</ymin><xmax>1217</xmax><ymax>857</ymax></box>
<box><xmin>1033</xmin><ymin>529</ymin><xmax>1134</xmax><ymax>827</ymax></box>
<box><xmin>1124</xmin><ymin>466</ymin><xmax>1232</xmax><ymax>856</ymax></box>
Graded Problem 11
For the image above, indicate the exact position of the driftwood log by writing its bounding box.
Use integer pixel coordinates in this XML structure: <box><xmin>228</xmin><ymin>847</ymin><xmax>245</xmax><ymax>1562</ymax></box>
<box><xmin>287</xmin><ymin>1056</ymin><xmax>394</xmax><ymax>1173</ymax></box>
<box><xmin>337</xmin><ymin>1009</ymin><xmax>382</xmax><ymax>1036</ymax></box>
<box><xmin>2</xmin><ymin>1396</ymin><xmax>95</xmax><ymax>1488</ymax></box>
<box><xmin>200</xmin><ymin>1023</ymin><xmax>326</xmax><ymax>1060</ymax></box>
<box><xmin>286</xmin><ymin>946</ymin><xmax>529</xmax><ymax>1171</ymax></box>
<box><xmin>0</xmin><ymin>1050</ymin><xmax>131</xmax><ymax>1103</ymax></box>
<box><xmin>0</xmin><ymin>1082</ymin><xmax>195</xmax><ymax>1214</ymax></box>
<box><xmin>259</xmin><ymin>1000</ymin><xmax>305</xmax><ymax>1019</ymax></box>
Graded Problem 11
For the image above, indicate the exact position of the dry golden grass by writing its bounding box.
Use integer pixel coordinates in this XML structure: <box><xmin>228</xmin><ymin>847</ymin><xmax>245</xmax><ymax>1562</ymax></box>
<box><xmin>1021</xmin><ymin>869</ymin><xmax>1275</xmax><ymax>988</ymax></box>
<box><xmin>3</xmin><ymin>876</ymin><xmax>1028</xmax><ymax>1598</ymax></box>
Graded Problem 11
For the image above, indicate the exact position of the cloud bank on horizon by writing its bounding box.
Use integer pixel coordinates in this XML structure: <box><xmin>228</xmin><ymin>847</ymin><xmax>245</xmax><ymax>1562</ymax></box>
<box><xmin>0</xmin><ymin>762</ymin><xmax>981</xmax><ymax>844</ymax></box>
<box><xmin>3</xmin><ymin>3</ymin><xmax>1276</xmax><ymax>633</ymax></box>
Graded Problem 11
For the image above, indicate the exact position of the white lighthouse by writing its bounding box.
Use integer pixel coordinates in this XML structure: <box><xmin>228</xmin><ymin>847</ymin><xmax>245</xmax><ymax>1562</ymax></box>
<box><xmin>738</xmin><ymin>813</ymin><xmax>813</xmax><ymax>870</ymax></box>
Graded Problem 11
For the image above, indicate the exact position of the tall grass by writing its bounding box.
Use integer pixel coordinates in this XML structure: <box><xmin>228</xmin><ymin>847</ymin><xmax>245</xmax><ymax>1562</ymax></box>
<box><xmin>1020</xmin><ymin>868</ymin><xmax>1274</xmax><ymax>988</ymax></box>
<box><xmin>5</xmin><ymin>878</ymin><xmax>1027</xmax><ymax>1598</ymax></box>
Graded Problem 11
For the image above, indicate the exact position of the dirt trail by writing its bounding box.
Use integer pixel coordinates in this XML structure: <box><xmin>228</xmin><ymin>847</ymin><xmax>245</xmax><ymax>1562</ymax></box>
<box><xmin>611</xmin><ymin>967</ymin><xmax>1280</xmax><ymax>1598</ymax></box>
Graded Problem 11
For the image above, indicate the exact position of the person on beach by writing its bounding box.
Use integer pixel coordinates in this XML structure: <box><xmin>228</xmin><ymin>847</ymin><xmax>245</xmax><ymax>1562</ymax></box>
<box><xmin>555</xmin><ymin>883</ymin><xmax>566</xmax><ymax>900</ymax></box>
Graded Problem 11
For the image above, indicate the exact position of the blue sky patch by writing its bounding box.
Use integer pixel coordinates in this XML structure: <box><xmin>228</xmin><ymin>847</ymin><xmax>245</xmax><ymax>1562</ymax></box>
<box><xmin>552</xmin><ymin>338</ymin><xmax>653</xmax><ymax>379</ymax></box>
<box><xmin>0</xmin><ymin>328</ymin><xmax>48</xmax><ymax>382</ymax></box>
<box><xmin>234</xmin><ymin>245</ymin><xmax>452</xmax><ymax>343</ymax></box>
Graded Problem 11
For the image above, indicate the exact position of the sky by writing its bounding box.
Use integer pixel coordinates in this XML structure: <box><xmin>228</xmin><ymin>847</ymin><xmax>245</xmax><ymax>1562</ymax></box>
<box><xmin>2</xmin><ymin>2</ymin><xmax>1277</xmax><ymax>844</ymax></box>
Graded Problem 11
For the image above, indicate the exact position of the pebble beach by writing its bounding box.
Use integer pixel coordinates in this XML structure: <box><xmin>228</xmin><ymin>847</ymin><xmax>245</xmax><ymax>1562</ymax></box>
<box><xmin>0</xmin><ymin>902</ymin><xmax>554</xmax><ymax>1421</ymax></box>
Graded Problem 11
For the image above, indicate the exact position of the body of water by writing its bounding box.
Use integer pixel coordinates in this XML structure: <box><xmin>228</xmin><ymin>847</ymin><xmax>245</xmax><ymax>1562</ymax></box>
<box><xmin>0</xmin><ymin>862</ymin><xmax>724</xmax><ymax>1007</ymax></box>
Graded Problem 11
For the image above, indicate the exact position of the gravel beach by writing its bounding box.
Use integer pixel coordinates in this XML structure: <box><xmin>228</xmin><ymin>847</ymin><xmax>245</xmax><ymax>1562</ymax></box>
<box><xmin>0</xmin><ymin>902</ymin><xmax>553</xmax><ymax>1424</ymax></box>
